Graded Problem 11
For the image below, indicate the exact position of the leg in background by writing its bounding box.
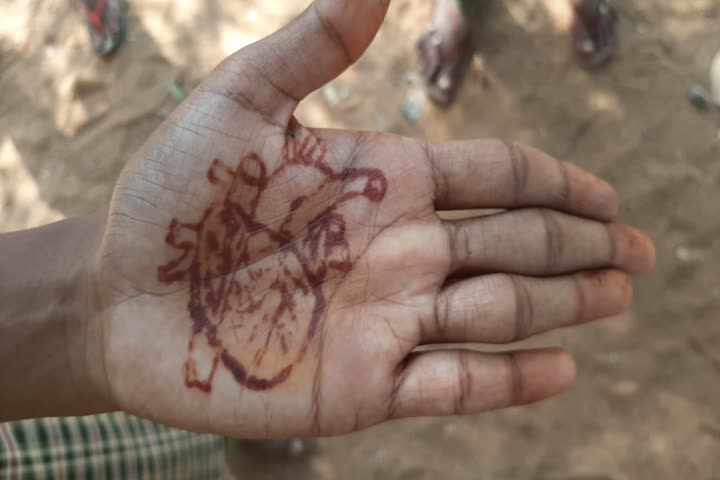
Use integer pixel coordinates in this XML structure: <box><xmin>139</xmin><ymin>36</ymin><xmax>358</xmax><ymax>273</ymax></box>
<box><xmin>416</xmin><ymin>0</ymin><xmax>478</xmax><ymax>107</ymax></box>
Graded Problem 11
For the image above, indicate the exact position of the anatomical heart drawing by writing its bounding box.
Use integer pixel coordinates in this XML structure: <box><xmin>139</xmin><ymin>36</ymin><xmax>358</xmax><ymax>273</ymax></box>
<box><xmin>158</xmin><ymin>135</ymin><xmax>387</xmax><ymax>392</ymax></box>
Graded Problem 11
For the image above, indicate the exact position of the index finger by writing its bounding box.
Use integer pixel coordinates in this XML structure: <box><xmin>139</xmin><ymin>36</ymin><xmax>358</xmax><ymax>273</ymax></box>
<box><xmin>427</xmin><ymin>139</ymin><xmax>618</xmax><ymax>221</ymax></box>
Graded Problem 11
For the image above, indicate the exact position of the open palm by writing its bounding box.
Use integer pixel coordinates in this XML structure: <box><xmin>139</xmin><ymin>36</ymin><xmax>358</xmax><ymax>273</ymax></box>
<box><xmin>96</xmin><ymin>0</ymin><xmax>654</xmax><ymax>438</ymax></box>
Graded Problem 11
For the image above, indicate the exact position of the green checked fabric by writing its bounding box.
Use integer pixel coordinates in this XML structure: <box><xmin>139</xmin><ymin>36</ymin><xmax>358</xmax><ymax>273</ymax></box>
<box><xmin>0</xmin><ymin>413</ymin><xmax>223</xmax><ymax>479</ymax></box>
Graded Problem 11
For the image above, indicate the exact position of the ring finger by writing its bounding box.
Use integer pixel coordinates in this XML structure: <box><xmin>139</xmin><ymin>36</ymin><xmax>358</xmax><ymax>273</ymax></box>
<box><xmin>421</xmin><ymin>269</ymin><xmax>631</xmax><ymax>345</ymax></box>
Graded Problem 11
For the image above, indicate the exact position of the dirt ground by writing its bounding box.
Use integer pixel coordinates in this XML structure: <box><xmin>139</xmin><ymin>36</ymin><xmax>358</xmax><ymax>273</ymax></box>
<box><xmin>2</xmin><ymin>0</ymin><xmax>720</xmax><ymax>478</ymax></box>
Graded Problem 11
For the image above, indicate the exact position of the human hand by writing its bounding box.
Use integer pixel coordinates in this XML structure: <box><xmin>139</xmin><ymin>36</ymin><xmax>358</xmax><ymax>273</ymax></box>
<box><xmin>95</xmin><ymin>0</ymin><xmax>654</xmax><ymax>437</ymax></box>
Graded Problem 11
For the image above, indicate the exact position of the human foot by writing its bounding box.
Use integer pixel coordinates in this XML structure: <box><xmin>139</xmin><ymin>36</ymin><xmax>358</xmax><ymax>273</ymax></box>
<box><xmin>571</xmin><ymin>0</ymin><xmax>618</xmax><ymax>68</ymax></box>
<box><xmin>417</xmin><ymin>0</ymin><xmax>474</xmax><ymax>107</ymax></box>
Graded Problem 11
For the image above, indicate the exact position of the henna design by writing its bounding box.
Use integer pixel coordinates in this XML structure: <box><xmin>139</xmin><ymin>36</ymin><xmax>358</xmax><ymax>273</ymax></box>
<box><xmin>158</xmin><ymin>136</ymin><xmax>387</xmax><ymax>392</ymax></box>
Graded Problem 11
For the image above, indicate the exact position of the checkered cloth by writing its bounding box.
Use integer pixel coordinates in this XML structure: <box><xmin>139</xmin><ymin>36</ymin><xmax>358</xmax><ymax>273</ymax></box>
<box><xmin>0</xmin><ymin>413</ymin><xmax>223</xmax><ymax>479</ymax></box>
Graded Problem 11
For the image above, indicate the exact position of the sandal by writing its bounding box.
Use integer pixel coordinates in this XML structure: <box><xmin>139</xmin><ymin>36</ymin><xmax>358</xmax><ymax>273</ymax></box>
<box><xmin>571</xmin><ymin>0</ymin><xmax>618</xmax><ymax>69</ymax></box>
<box><xmin>79</xmin><ymin>0</ymin><xmax>127</xmax><ymax>57</ymax></box>
<box><xmin>416</xmin><ymin>0</ymin><xmax>475</xmax><ymax>107</ymax></box>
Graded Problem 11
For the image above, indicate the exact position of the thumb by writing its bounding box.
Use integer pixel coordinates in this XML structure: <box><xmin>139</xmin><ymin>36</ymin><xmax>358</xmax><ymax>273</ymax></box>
<box><xmin>211</xmin><ymin>0</ymin><xmax>390</xmax><ymax>123</ymax></box>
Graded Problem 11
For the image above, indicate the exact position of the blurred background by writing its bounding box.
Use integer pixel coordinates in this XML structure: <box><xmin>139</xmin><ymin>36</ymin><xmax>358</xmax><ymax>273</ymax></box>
<box><xmin>1</xmin><ymin>0</ymin><xmax>719</xmax><ymax>478</ymax></box>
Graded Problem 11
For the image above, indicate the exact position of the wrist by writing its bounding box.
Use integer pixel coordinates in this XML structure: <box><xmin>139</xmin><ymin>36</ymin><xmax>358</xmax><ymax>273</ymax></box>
<box><xmin>74</xmin><ymin>212</ymin><xmax>117</xmax><ymax>414</ymax></box>
<box><xmin>0</xmin><ymin>213</ymin><xmax>115</xmax><ymax>420</ymax></box>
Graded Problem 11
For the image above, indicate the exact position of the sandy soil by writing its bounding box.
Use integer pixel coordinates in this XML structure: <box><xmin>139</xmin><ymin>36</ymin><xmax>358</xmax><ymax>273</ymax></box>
<box><xmin>1</xmin><ymin>0</ymin><xmax>719</xmax><ymax>478</ymax></box>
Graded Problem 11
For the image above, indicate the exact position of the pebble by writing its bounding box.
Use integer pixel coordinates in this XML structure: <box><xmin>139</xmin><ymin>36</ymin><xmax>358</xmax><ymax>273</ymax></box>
<box><xmin>373</xmin><ymin>449</ymin><xmax>386</xmax><ymax>462</ymax></box>
<box><xmin>443</xmin><ymin>423</ymin><xmax>457</xmax><ymax>436</ymax></box>
<box><xmin>288</xmin><ymin>438</ymin><xmax>310</xmax><ymax>457</ymax></box>
<box><xmin>401</xmin><ymin>93</ymin><xmax>424</xmax><ymax>125</ymax></box>
<box><xmin>322</xmin><ymin>84</ymin><xmax>350</xmax><ymax>107</ymax></box>
<box><xmin>675</xmin><ymin>245</ymin><xmax>704</xmax><ymax>262</ymax></box>
<box><xmin>323</xmin><ymin>84</ymin><xmax>340</xmax><ymax>106</ymax></box>
<box><xmin>612</xmin><ymin>380</ymin><xmax>639</xmax><ymax>397</ymax></box>
<box><xmin>310</xmin><ymin>457</ymin><xmax>335</xmax><ymax>480</ymax></box>
<box><xmin>675</xmin><ymin>246</ymin><xmax>691</xmax><ymax>262</ymax></box>
<box><xmin>688</xmin><ymin>84</ymin><xmax>710</xmax><ymax>110</ymax></box>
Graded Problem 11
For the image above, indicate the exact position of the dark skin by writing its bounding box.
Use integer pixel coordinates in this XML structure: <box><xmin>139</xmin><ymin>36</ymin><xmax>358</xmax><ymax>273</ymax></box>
<box><xmin>0</xmin><ymin>0</ymin><xmax>654</xmax><ymax>438</ymax></box>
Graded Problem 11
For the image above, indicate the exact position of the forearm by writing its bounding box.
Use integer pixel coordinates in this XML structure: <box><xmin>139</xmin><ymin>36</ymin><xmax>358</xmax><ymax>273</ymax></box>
<box><xmin>0</xmin><ymin>214</ymin><xmax>113</xmax><ymax>421</ymax></box>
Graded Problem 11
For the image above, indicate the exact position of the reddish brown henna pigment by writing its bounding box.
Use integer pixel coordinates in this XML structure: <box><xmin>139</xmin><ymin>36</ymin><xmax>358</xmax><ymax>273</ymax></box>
<box><xmin>158</xmin><ymin>136</ymin><xmax>387</xmax><ymax>392</ymax></box>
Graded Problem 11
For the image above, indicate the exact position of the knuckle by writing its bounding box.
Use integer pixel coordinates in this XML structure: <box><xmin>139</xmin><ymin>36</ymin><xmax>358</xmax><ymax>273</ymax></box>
<box><xmin>504</xmin><ymin>352</ymin><xmax>526</xmax><ymax>406</ymax></box>
<box><xmin>311</xmin><ymin>2</ymin><xmax>354</xmax><ymax>65</ymax></box>
<box><xmin>509</xmin><ymin>276</ymin><xmax>534</xmax><ymax>342</ymax></box>
<box><xmin>445</xmin><ymin>221</ymin><xmax>472</xmax><ymax>273</ymax></box>
<box><xmin>452</xmin><ymin>351</ymin><xmax>472</xmax><ymax>414</ymax></box>
<box><xmin>422</xmin><ymin>142</ymin><xmax>449</xmax><ymax>205</ymax></box>
<box><xmin>538</xmin><ymin>209</ymin><xmax>565</xmax><ymax>271</ymax></box>
<box><xmin>505</xmin><ymin>141</ymin><xmax>530</xmax><ymax>205</ymax></box>
<box><xmin>432</xmin><ymin>292</ymin><xmax>451</xmax><ymax>337</ymax></box>
<box><xmin>570</xmin><ymin>275</ymin><xmax>587</xmax><ymax>325</ymax></box>
<box><xmin>556</xmin><ymin>160</ymin><xmax>572</xmax><ymax>208</ymax></box>
<box><xmin>606</xmin><ymin>224</ymin><xmax>618</xmax><ymax>264</ymax></box>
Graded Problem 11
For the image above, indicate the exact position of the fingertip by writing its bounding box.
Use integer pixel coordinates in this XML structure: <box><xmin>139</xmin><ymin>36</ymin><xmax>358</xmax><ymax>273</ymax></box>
<box><xmin>514</xmin><ymin>348</ymin><xmax>576</xmax><ymax>404</ymax></box>
<box><xmin>631</xmin><ymin>228</ymin><xmax>658</xmax><ymax>275</ymax></box>
<box><xmin>542</xmin><ymin>347</ymin><xmax>576</xmax><ymax>392</ymax></box>
<box><xmin>595</xmin><ymin>179</ymin><xmax>620</xmax><ymax>220</ymax></box>
<box><xmin>564</xmin><ymin>162</ymin><xmax>618</xmax><ymax>220</ymax></box>
<box><xmin>643</xmin><ymin>234</ymin><xmax>658</xmax><ymax>275</ymax></box>
<box><xmin>580</xmin><ymin>269</ymin><xmax>634</xmax><ymax>318</ymax></box>
<box><xmin>613</xmin><ymin>225</ymin><xmax>657</xmax><ymax>275</ymax></box>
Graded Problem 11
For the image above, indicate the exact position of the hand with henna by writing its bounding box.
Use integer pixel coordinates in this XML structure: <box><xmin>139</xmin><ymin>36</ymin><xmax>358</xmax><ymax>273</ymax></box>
<box><xmin>0</xmin><ymin>0</ymin><xmax>655</xmax><ymax>438</ymax></box>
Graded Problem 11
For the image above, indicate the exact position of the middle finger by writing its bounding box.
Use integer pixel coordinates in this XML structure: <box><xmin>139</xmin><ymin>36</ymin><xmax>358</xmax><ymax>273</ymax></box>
<box><xmin>443</xmin><ymin>209</ymin><xmax>655</xmax><ymax>277</ymax></box>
